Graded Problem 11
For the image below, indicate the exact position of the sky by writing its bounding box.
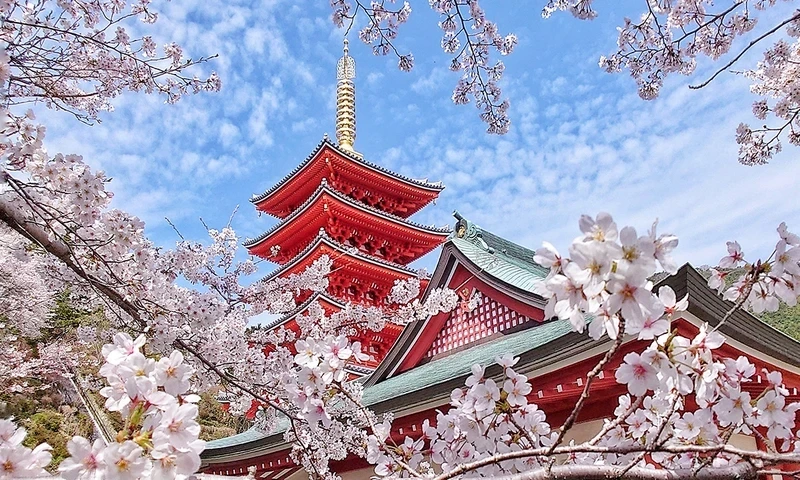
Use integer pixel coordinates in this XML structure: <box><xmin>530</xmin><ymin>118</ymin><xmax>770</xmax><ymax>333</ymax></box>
<box><xmin>40</xmin><ymin>0</ymin><xmax>800</xmax><ymax>279</ymax></box>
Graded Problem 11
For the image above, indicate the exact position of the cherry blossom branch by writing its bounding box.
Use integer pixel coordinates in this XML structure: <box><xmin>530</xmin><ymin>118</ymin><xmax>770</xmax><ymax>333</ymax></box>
<box><xmin>0</xmin><ymin>192</ymin><xmax>298</xmax><ymax>420</ymax></box>
<box><xmin>350</xmin><ymin>0</ymin><xmax>404</xmax><ymax>59</ymax></box>
<box><xmin>690</xmin><ymin>12</ymin><xmax>800</xmax><ymax>90</ymax></box>
<box><xmin>546</xmin><ymin>317</ymin><xmax>626</xmax><ymax>454</ymax></box>
<box><xmin>587</xmin><ymin>395</ymin><xmax>643</xmax><ymax>445</ymax></box>
<box><xmin>433</xmin><ymin>442</ymin><xmax>800</xmax><ymax>480</ymax></box>
<box><xmin>493</xmin><ymin>462</ymin><xmax>757</xmax><ymax>480</ymax></box>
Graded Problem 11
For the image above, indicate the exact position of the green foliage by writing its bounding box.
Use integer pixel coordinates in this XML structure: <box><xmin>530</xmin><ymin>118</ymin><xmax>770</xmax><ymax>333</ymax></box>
<box><xmin>20</xmin><ymin>407</ymin><xmax>93</xmax><ymax>472</ymax></box>
<box><xmin>27</xmin><ymin>410</ymin><xmax>61</xmax><ymax>432</ymax></box>
<box><xmin>1</xmin><ymin>394</ymin><xmax>39</xmax><ymax>419</ymax></box>
<box><xmin>197</xmin><ymin>391</ymin><xmax>247</xmax><ymax>441</ymax></box>
<box><xmin>761</xmin><ymin>304</ymin><xmax>800</xmax><ymax>342</ymax></box>
<box><xmin>36</xmin><ymin>291</ymin><xmax>98</xmax><ymax>344</ymax></box>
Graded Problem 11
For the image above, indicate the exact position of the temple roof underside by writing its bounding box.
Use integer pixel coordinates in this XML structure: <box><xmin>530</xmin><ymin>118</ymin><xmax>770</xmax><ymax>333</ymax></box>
<box><xmin>258</xmin><ymin>232</ymin><xmax>425</xmax><ymax>306</ymax></box>
<box><xmin>250</xmin><ymin>139</ymin><xmax>444</xmax><ymax>219</ymax></box>
<box><xmin>244</xmin><ymin>182</ymin><xmax>450</xmax><ymax>264</ymax></box>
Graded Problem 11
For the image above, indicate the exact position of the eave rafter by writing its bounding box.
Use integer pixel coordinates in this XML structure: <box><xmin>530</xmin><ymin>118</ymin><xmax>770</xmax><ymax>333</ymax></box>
<box><xmin>258</xmin><ymin>231</ymin><xmax>423</xmax><ymax>306</ymax></box>
<box><xmin>250</xmin><ymin>139</ymin><xmax>444</xmax><ymax>219</ymax></box>
<box><xmin>245</xmin><ymin>182</ymin><xmax>450</xmax><ymax>264</ymax></box>
<box><xmin>259</xmin><ymin>292</ymin><xmax>346</xmax><ymax>331</ymax></box>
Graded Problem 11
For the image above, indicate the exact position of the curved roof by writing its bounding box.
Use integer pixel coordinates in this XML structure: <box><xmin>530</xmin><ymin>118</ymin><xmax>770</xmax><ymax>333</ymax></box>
<box><xmin>251</xmin><ymin>138</ymin><xmax>444</xmax><ymax>218</ymax></box>
<box><xmin>367</xmin><ymin>212</ymin><xmax>551</xmax><ymax>384</ymax></box>
<box><xmin>450</xmin><ymin>211</ymin><xmax>548</xmax><ymax>292</ymax></box>
<box><xmin>259</xmin><ymin>230</ymin><xmax>420</xmax><ymax>283</ymax></box>
<box><xmin>244</xmin><ymin>181</ymin><xmax>450</xmax><ymax>252</ymax></box>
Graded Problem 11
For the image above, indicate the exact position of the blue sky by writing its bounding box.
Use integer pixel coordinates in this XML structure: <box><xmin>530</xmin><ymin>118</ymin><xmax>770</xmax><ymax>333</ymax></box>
<box><xmin>40</xmin><ymin>0</ymin><xmax>800</xmax><ymax>277</ymax></box>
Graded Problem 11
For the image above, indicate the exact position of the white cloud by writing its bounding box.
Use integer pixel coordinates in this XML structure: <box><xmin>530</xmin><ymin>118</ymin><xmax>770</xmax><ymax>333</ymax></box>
<box><xmin>244</xmin><ymin>28</ymin><xmax>267</xmax><ymax>54</ymax></box>
<box><xmin>411</xmin><ymin>67</ymin><xmax>448</xmax><ymax>94</ymax></box>
<box><xmin>27</xmin><ymin>0</ymin><xmax>800</xmax><ymax>277</ymax></box>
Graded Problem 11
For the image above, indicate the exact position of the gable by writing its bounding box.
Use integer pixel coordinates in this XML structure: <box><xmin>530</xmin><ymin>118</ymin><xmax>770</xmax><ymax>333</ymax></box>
<box><xmin>424</xmin><ymin>289</ymin><xmax>542</xmax><ymax>359</ymax></box>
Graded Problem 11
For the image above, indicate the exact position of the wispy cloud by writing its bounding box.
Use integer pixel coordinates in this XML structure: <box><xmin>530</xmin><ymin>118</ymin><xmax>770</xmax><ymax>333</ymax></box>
<box><xmin>31</xmin><ymin>0</ymin><xmax>800</xmax><ymax>279</ymax></box>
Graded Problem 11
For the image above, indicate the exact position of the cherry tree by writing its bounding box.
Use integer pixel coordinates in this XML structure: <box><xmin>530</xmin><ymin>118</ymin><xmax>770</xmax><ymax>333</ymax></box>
<box><xmin>5</xmin><ymin>209</ymin><xmax>800</xmax><ymax>480</ymax></box>
<box><xmin>338</xmin><ymin>0</ymin><xmax>800</xmax><ymax>164</ymax></box>
<box><xmin>3</xmin><ymin>1</ymin><xmax>800</xmax><ymax>479</ymax></box>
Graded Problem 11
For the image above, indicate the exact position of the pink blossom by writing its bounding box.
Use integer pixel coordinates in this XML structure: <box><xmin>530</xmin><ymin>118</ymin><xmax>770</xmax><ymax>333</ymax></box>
<box><xmin>98</xmin><ymin>441</ymin><xmax>147</xmax><ymax>480</ymax></box>
<box><xmin>578</xmin><ymin>212</ymin><xmax>618</xmax><ymax>243</ymax></box>
<box><xmin>615</xmin><ymin>352</ymin><xmax>659</xmax><ymax>397</ymax></box>
<box><xmin>719</xmin><ymin>241</ymin><xmax>744</xmax><ymax>268</ymax></box>
<box><xmin>659</xmin><ymin>285</ymin><xmax>688</xmax><ymax>317</ymax></box>
<box><xmin>58</xmin><ymin>437</ymin><xmax>104</xmax><ymax>480</ymax></box>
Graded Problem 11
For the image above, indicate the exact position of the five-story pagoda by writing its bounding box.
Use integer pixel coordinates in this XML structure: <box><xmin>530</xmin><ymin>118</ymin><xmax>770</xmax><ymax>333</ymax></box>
<box><xmin>244</xmin><ymin>40</ymin><xmax>449</xmax><ymax>372</ymax></box>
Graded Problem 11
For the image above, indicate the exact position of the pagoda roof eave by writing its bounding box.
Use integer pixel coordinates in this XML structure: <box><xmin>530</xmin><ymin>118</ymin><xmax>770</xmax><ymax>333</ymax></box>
<box><xmin>259</xmin><ymin>231</ymin><xmax>421</xmax><ymax>283</ymax></box>
<box><xmin>243</xmin><ymin>182</ymin><xmax>451</xmax><ymax>250</ymax></box>
<box><xmin>260</xmin><ymin>292</ymin><xmax>345</xmax><ymax>331</ymax></box>
<box><xmin>250</xmin><ymin>138</ymin><xmax>444</xmax><ymax>208</ymax></box>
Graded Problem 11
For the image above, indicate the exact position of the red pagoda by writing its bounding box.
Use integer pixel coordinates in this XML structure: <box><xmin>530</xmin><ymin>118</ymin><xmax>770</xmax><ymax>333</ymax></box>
<box><xmin>244</xmin><ymin>40</ymin><xmax>450</xmax><ymax>372</ymax></box>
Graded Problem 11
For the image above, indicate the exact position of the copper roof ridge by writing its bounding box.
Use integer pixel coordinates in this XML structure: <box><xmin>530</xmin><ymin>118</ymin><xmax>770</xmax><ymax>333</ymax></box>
<box><xmin>345</xmin><ymin>363</ymin><xmax>376</xmax><ymax>375</ymax></box>
<box><xmin>244</xmin><ymin>181</ymin><xmax>451</xmax><ymax>249</ymax></box>
<box><xmin>250</xmin><ymin>137</ymin><xmax>445</xmax><ymax>206</ymax></box>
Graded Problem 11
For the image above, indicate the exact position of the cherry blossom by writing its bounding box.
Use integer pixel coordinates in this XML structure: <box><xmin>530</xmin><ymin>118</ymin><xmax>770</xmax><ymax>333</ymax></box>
<box><xmin>3</xmin><ymin>0</ymin><xmax>800</xmax><ymax>474</ymax></box>
<box><xmin>615</xmin><ymin>352</ymin><xmax>660</xmax><ymax>397</ymax></box>
<box><xmin>58</xmin><ymin>437</ymin><xmax>104</xmax><ymax>480</ymax></box>
<box><xmin>0</xmin><ymin>420</ymin><xmax>51</xmax><ymax>479</ymax></box>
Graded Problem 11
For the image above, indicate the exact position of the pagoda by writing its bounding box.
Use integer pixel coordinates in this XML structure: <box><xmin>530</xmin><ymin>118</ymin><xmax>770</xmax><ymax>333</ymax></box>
<box><xmin>244</xmin><ymin>40</ymin><xmax>450</xmax><ymax>371</ymax></box>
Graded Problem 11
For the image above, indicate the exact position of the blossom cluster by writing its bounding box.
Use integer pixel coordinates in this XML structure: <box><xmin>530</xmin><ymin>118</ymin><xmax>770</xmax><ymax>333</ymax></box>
<box><xmin>389</xmin><ymin>277</ymin><xmax>459</xmax><ymax>325</ymax></box>
<box><xmin>331</xmin><ymin>0</ymin><xmax>414</xmax><ymax>70</ymax></box>
<box><xmin>57</xmin><ymin>333</ymin><xmax>204</xmax><ymax>480</ymax></box>
<box><xmin>234</xmin><ymin>278</ymin><xmax>461</xmax><ymax>476</ymax></box>
<box><xmin>0</xmin><ymin>224</ymin><xmax>53</xmax><ymax>336</ymax></box>
<box><xmin>543</xmin><ymin>0</ymin><xmax>800</xmax><ymax>165</ymax></box>
<box><xmin>740</xmin><ymin>21</ymin><xmax>800</xmax><ymax>165</ymax></box>
<box><xmin>367</xmin><ymin>354</ymin><xmax>552</xmax><ymax>477</ymax></box>
<box><xmin>533</xmin><ymin>212</ymin><xmax>681</xmax><ymax>341</ymax></box>
<box><xmin>429</xmin><ymin>0</ymin><xmax>517</xmax><ymax>134</ymax></box>
<box><xmin>591</xmin><ymin>0</ymin><xmax>756</xmax><ymax>100</ymax></box>
<box><xmin>0</xmin><ymin>418</ymin><xmax>53</xmax><ymax>479</ymax></box>
<box><xmin>708</xmin><ymin>222</ymin><xmax>800</xmax><ymax>314</ymax></box>
<box><xmin>0</xmin><ymin>0</ymin><xmax>219</xmax><ymax>123</ymax></box>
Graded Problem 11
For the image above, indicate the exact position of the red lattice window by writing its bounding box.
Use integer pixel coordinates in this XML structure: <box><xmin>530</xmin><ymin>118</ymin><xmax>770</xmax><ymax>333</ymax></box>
<box><xmin>424</xmin><ymin>290</ymin><xmax>534</xmax><ymax>358</ymax></box>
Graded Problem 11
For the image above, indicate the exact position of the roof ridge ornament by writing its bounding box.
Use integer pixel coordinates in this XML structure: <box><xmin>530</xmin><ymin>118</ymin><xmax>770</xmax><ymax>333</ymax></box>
<box><xmin>453</xmin><ymin>211</ymin><xmax>479</xmax><ymax>242</ymax></box>
<box><xmin>336</xmin><ymin>38</ymin><xmax>360</xmax><ymax>157</ymax></box>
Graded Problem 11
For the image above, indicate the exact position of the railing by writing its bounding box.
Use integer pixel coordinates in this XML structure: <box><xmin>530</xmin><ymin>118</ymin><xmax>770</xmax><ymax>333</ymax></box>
<box><xmin>67</xmin><ymin>371</ymin><xmax>115</xmax><ymax>445</ymax></box>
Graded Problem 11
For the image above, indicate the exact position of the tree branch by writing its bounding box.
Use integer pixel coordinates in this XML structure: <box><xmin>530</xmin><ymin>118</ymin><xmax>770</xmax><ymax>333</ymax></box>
<box><xmin>690</xmin><ymin>12</ymin><xmax>800</xmax><ymax>90</ymax></box>
<box><xmin>547</xmin><ymin>316</ymin><xmax>626</xmax><ymax>454</ymax></box>
<box><xmin>491</xmin><ymin>462</ymin><xmax>757</xmax><ymax>480</ymax></box>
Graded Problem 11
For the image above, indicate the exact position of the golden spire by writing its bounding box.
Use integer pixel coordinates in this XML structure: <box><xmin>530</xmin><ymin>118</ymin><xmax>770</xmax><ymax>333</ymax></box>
<box><xmin>336</xmin><ymin>38</ymin><xmax>358</xmax><ymax>155</ymax></box>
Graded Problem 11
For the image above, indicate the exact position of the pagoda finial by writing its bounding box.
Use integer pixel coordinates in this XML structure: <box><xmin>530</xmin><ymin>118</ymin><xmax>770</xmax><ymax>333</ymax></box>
<box><xmin>336</xmin><ymin>38</ymin><xmax>358</xmax><ymax>156</ymax></box>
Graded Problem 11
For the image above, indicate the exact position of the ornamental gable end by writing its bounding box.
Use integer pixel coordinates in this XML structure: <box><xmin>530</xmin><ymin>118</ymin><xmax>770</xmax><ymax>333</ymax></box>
<box><xmin>423</xmin><ymin>288</ymin><xmax>540</xmax><ymax>360</ymax></box>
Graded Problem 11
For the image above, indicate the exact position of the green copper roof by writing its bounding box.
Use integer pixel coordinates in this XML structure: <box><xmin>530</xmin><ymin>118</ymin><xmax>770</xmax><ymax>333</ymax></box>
<box><xmin>449</xmin><ymin>212</ymin><xmax>548</xmax><ymax>293</ymax></box>
<box><xmin>362</xmin><ymin>318</ymin><xmax>572</xmax><ymax>406</ymax></box>
<box><xmin>206</xmin><ymin>427</ymin><xmax>272</xmax><ymax>449</ymax></box>
<box><xmin>205</xmin><ymin>319</ymin><xmax>572</xmax><ymax>451</ymax></box>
